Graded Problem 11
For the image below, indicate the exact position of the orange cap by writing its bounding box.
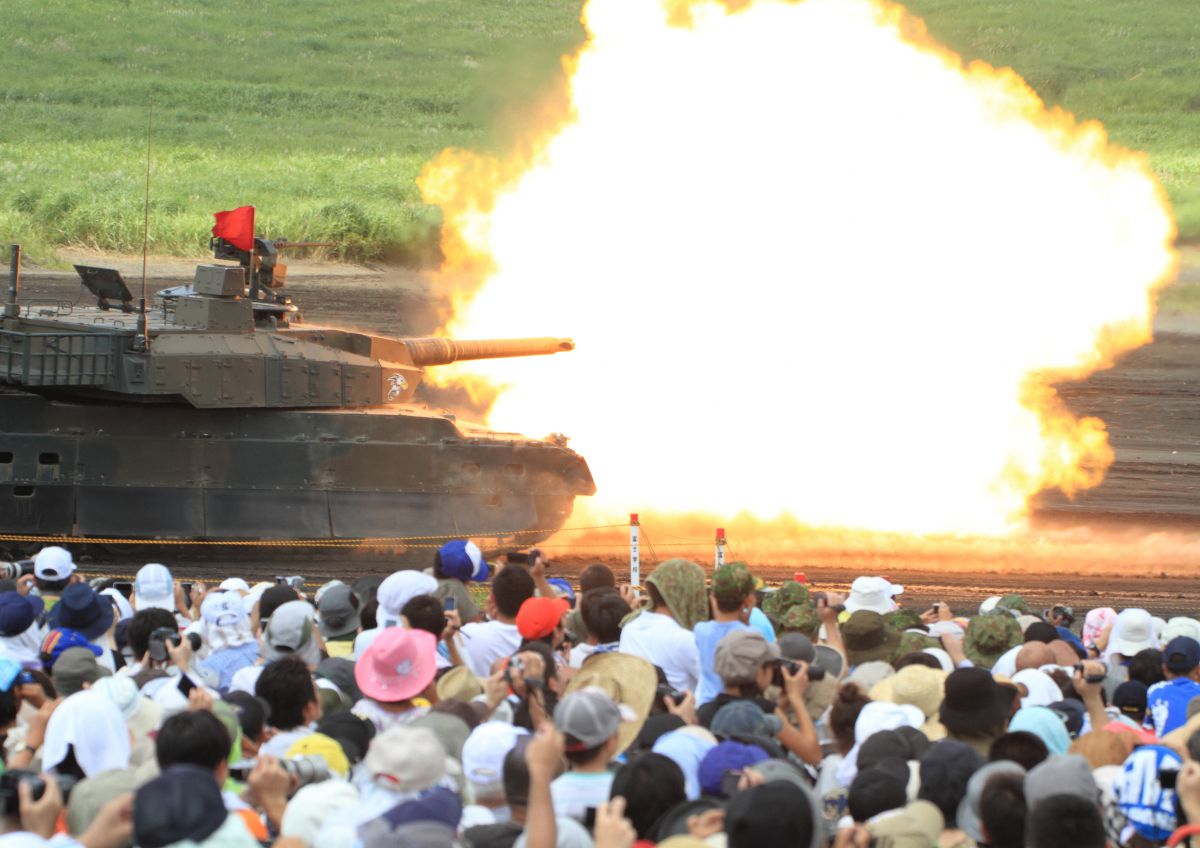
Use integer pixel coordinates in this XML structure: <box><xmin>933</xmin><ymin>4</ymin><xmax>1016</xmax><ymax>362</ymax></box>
<box><xmin>516</xmin><ymin>596</ymin><xmax>571</xmax><ymax>640</ymax></box>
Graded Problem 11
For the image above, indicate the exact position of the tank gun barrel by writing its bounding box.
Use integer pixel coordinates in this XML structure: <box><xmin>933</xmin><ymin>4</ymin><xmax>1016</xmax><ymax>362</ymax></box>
<box><xmin>404</xmin><ymin>337</ymin><xmax>575</xmax><ymax>366</ymax></box>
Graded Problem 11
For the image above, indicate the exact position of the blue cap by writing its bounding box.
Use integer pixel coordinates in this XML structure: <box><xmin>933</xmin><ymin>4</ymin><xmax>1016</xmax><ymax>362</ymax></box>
<box><xmin>0</xmin><ymin>590</ymin><xmax>43</xmax><ymax>637</ymax></box>
<box><xmin>546</xmin><ymin>578</ymin><xmax>576</xmax><ymax>606</ymax></box>
<box><xmin>1164</xmin><ymin>636</ymin><xmax>1200</xmax><ymax>674</ymax></box>
<box><xmin>437</xmin><ymin>540</ymin><xmax>490</xmax><ymax>582</ymax></box>
<box><xmin>698</xmin><ymin>740</ymin><xmax>770</xmax><ymax>797</ymax></box>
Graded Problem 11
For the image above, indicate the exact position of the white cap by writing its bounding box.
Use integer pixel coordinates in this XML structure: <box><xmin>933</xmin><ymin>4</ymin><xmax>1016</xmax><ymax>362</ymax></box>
<box><xmin>34</xmin><ymin>546</ymin><xmax>75</xmax><ymax>581</ymax></box>
<box><xmin>844</xmin><ymin>576</ymin><xmax>904</xmax><ymax>615</ymax></box>
<box><xmin>201</xmin><ymin>591</ymin><xmax>246</xmax><ymax>628</ymax></box>
<box><xmin>219</xmin><ymin>578</ymin><xmax>250</xmax><ymax>594</ymax></box>
<box><xmin>462</xmin><ymin>721</ymin><xmax>529</xmax><ymax>786</ymax></box>
<box><xmin>376</xmin><ymin>571</ymin><xmax>438</xmax><ymax>626</ymax></box>
<box><xmin>134</xmin><ymin>563</ymin><xmax>175</xmax><ymax>611</ymax></box>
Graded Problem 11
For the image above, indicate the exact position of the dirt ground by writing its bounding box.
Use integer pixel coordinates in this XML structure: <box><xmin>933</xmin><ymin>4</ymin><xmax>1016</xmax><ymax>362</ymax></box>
<box><xmin>15</xmin><ymin>257</ymin><xmax>1200</xmax><ymax>615</ymax></box>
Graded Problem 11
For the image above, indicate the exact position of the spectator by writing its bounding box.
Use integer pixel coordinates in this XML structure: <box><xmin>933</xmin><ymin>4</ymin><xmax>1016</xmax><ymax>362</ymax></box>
<box><xmin>618</xmin><ymin>559</ymin><xmax>706</xmax><ymax>694</ymax></box>
<box><xmin>563</xmin><ymin>564</ymin><xmax>618</xmax><ymax>645</ymax></box>
<box><xmin>155</xmin><ymin>709</ymin><xmax>231</xmax><ymax>776</ymax></box>
<box><xmin>47</xmin><ymin>583</ymin><xmax>117</xmax><ymax>671</ymax></box>
<box><xmin>1027</xmin><ymin>793</ymin><xmax>1106</xmax><ymax>848</ymax></box>
<box><xmin>955</xmin><ymin>760</ymin><xmax>1026</xmax><ymax>845</ymax></box>
<box><xmin>32</xmin><ymin>545</ymin><xmax>81</xmax><ymax>601</ymax></box>
<box><xmin>1146</xmin><ymin>635</ymin><xmax>1200</xmax><ymax>735</ymax></box>
<box><xmin>724</xmin><ymin>780</ymin><xmax>818</xmax><ymax>848</ymax></box>
<box><xmin>939</xmin><ymin>667</ymin><xmax>1015</xmax><ymax>756</ymax></box>
<box><xmin>133</xmin><ymin>563</ymin><xmax>183</xmax><ymax>623</ymax></box>
<box><xmin>609</xmin><ymin>753</ymin><xmax>687</xmax><ymax>839</ymax></box>
<box><xmin>550</xmin><ymin>688</ymin><xmax>625</xmax><ymax>822</ymax></box>
<box><xmin>696</xmin><ymin>629</ymin><xmax>780</xmax><ymax>728</ymax></box>
<box><xmin>256</xmin><ymin>655</ymin><xmax>321</xmax><ymax>756</ymax></box>
<box><xmin>694</xmin><ymin>563</ymin><xmax>757</xmax><ymax>707</ymax></box>
<box><xmin>352</xmin><ymin>627</ymin><xmax>438</xmax><ymax>732</ymax></box>
<box><xmin>430</xmin><ymin>539</ymin><xmax>490</xmax><ymax>624</ymax></box>
<box><xmin>262</xmin><ymin>600</ymin><xmax>322</xmax><ymax>671</ymax></box>
<box><xmin>122</xmin><ymin>607</ymin><xmax>178</xmax><ymax>685</ymax></box>
<box><xmin>841</xmin><ymin>611</ymin><xmax>902</xmax><ymax>668</ymax></box>
<box><xmin>917</xmin><ymin>740</ymin><xmax>983</xmax><ymax>843</ymax></box>
<box><xmin>317</xmin><ymin>584</ymin><xmax>361</xmax><ymax>658</ymax></box>
<box><xmin>988</xmin><ymin>730</ymin><xmax>1049</xmax><ymax>770</ymax></box>
<box><xmin>135</xmin><ymin>764</ymin><xmax>258</xmax><ymax>847</ymax></box>
<box><xmin>196</xmin><ymin>591</ymin><xmax>258</xmax><ymax>691</ymax></box>
<box><xmin>0</xmin><ymin>590</ymin><xmax>45</xmax><ymax>666</ymax></box>
<box><xmin>352</xmin><ymin>571</ymin><xmax>438</xmax><ymax>659</ymax></box>
<box><xmin>515</xmin><ymin>596</ymin><xmax>570</xmax><ymax>654</ymax></box>
<box><xmin>849</xmin><ymin>761</ymin><xmax>909</xmax><ymax>822</ymax></box>
<box><xmin>978</xmin><ymin>771</ymin><xmax>1028</xmax><ymax>848</ymax></box>
<box><xmin>52</xmin><ymin>647</ymin><xmax>111</xmax><ymax>696</ymax></box>
<box><xmin>458</xmin><ymin>566</ymin><xmax>535</xmax><ymax>677</ymax></box>
<box><xmin>570</xmin><ymin>588</ymin><xmax>629</xmax><ymax>668</ymax></box>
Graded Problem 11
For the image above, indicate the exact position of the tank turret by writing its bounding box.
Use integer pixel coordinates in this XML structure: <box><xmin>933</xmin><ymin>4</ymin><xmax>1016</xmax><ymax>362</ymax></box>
<box><xmin>0</xmin><ymin>237</ymin><xmax>594</xmax><ymax>554</ymax></box>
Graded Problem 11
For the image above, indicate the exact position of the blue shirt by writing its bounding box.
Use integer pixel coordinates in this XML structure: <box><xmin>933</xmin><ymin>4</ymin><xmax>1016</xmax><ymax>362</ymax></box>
<box><xmin>694</xmin><ymin>619</ymin><xmax>751</xmax><ymax>706</ymax></box>
<box><xmin>749</xmin><ymin>608</ymin><xmax>776</xmax><ymax>644</ymax></box>
<box><xmin>1145</xmin><ymin>677</ymin><xmax>1200</xmax><ymax>736</ymax></box>
<box><xmin>199</xmin><ymin>642</ymin><xmax>260</xmax><ymax>692</ymax></box>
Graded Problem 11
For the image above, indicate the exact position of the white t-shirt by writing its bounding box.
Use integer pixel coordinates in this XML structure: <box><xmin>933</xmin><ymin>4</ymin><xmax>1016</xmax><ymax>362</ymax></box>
<box><xmin>618</xmin><ymin>611</ymin><xmax>700</xmax><ymax>693</ymax></box>
<box><xmin>260</xmin><ymin>726</ymin><xmax>313</xmax><ymax>758</ymax></box>
<box><xmin>550</xmin><ymin>771</ymin><xmax>615</xmax><ymax>823</ymax></box>
<box><xmin>458</xmin><ymin>620</ymin><xmax>522</xmax><ymax>678</ymax></box>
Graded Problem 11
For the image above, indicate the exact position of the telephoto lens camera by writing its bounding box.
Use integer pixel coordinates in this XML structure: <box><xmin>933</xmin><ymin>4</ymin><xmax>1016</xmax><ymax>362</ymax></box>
<box><xmin>773</xmin><ymin>659</ymin><xmax>824</xmax><ymax>687</ymax></box>
<box><xmin>0</xmin><ymin>560</ymin><xmax>35</xmax><ymax>581</ymax></box>
<box><xmin>281</xmin><ymin>755</ymin><xmax>331</xmax><ymax>790</ymax></box>
<box><xmin>147</xmin><ymin>626</ymin><xmax>202</xmax><ymax>663</ymax></box>
<box><xmin>0</xmin><ymin>770</ymin><xmax>77</xmax><ymax>816</ymax></box>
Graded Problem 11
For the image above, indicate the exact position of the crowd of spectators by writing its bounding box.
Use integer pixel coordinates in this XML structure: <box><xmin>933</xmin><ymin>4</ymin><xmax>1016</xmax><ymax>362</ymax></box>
<box><xmin>2</xmin><ymin>542</ymin><xmax>1200</xmax><ymax>847</ymax></box>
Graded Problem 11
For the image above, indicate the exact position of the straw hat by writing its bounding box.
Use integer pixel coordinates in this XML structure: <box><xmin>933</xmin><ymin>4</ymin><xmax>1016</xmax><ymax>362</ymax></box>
<box><xmin>564</xmin><ymin>652</ymin><xmax>656</xmax><ymax>755</ymax></box>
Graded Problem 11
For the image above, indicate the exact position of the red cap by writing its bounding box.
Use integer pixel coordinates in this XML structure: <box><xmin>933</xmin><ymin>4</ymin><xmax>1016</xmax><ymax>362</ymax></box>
<box><xmin>516</xmin><ymin>596</ymin><xmax>571</xmax><ymax>640</ymax></box>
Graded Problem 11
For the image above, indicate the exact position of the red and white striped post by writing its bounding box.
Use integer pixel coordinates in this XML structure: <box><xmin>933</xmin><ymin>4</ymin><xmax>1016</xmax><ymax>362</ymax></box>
<box><xmin>715</xmin><ymin>527</ymin><xmax>726</xmax><ymax>568</ymax></box>
<box><xmin>629</xmin><ymin>513</ymin><xmax>640</xmax><ymax>589</ymax></box>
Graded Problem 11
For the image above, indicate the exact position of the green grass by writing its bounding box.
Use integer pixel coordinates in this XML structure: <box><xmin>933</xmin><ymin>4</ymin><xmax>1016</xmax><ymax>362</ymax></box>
<box><xmin>0</xmin><ymin>0</ymin><xmax>1199</xmax><ymax>264</ymax></box>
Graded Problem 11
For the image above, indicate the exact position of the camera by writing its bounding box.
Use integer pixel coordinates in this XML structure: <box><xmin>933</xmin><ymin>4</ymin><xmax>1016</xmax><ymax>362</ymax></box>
<box><xmin>1074</xmin><ymin>663</ymin><xmax>1105</xmax><ymax>684</ymax></box>
<box><xmin>657</xmin><ymin>683</ymin><xmax>686</xmax><ymax>706</ymax></box>
<box><xmin>0</xmin><ymin>560</ymin><xmax>35</xmax><ymax>581</ymax></box>
<box><xmin>0</xmin><ymin>770</ymin><xmax>77</xmax><ymax>816</ymax></box>
<box><xmin>281</xmin><ymin>755</ymin><xmax>331</xmax><ymax>790</ymax></box>
<box><xmin>773</xmin><ymin>659</ymin><xmax>825</xmax><ymax>687</ymax></box>
<box><xmin>148</xmin><ymin>626</ymin><xmax>202</xmax><ymax>663</ymax></box>
<box><xmin>275</xmin><ymin>575</ymin><xmax>304</xmax><ymax>590</ymax></box>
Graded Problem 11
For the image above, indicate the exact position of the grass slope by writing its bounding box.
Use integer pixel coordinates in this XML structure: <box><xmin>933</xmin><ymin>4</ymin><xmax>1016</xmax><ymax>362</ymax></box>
<box><xmin>0</xmin><ymin>0</ymin><xmax>1196</xmax><ymax>264</ymax></box>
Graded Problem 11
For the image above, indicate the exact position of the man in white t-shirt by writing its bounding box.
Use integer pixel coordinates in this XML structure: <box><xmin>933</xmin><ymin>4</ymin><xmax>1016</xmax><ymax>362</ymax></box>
<box><xmin>458</xmin><ymin>565</ymin><xmax>536</xmax><ymax>677</ymax></box>
<box><xmin>618</xmin><ymin>597</ymin><xmax>700</xmax><ymax>693</ymax></box>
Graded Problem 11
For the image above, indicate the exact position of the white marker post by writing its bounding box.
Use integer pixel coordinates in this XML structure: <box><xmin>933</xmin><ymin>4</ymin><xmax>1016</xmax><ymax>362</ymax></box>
<box><xmin>629</xmin><ymin>513</ymin><xmax>640</xmax><ymax>590</ymax></box>
<box><xmin>715</xmin><ymin>527</ymin><xmax>726</xmax><ymax>568</ymax></box>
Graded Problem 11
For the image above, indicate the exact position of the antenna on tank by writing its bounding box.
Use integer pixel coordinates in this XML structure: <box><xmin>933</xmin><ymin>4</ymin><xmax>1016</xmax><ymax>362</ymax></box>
<box><xmin>137</xmin><ymin>102</ymin><xmax>153</xmax><ymax>350</ymax></box>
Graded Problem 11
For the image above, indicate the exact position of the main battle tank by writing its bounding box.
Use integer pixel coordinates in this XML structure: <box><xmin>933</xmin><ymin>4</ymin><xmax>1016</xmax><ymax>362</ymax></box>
<box><xmin>0</xmin><ymin>237</ymin><xmax>594</xmax><ymax>559</ymax></box>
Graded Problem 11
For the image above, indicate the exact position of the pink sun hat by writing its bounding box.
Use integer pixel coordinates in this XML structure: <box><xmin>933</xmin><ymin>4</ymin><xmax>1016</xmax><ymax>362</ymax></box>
<box><xmin>355</xmin><ymin>627</ymin><xmax>438</xmax><ymax>703</ymax></box>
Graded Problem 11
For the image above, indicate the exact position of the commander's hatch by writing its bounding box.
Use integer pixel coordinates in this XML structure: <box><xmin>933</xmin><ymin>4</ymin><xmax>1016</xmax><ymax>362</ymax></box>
<box><xmin>74</xmin><ymin>265</ymin><xmax>136</xmax><ymax>313</ymax></box>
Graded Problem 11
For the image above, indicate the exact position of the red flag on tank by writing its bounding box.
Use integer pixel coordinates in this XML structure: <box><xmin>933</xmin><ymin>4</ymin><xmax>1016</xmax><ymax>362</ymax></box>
<box><xmin>211</xmin><ymin>206</ymin><xmax>255</xmax><ymax>250</ymax></box>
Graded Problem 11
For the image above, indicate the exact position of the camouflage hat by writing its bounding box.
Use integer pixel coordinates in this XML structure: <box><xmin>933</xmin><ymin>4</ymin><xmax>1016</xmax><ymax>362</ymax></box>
<box><xmin>884</xmin><ymin>609</ymin><xmax>924</xmax><ymax>632</ymax></box>
<box><xmin>842</xmin><ymin>610</ymin><xmax>902</xmax><ymax>666</ymax></box>
<box><xmin>896</xmin><ymin>630</ymin><xmax>941</xmax><ymax>657</ymax></box>
<box><xmin>963</xmin><ymin>614</ymin><xmax>1023</xmax><ymax>668</ymax></box>
<box><xmin>777</xmin><ymin>603</ymin><xmax>820</xmax><ymax>639</ymax></box>
<box><xmin>762</xmin><ymin>581</ymin><xmax>810</xmax><ymax>621</ymax></box>
<box><xmin>994</xmin><ymin>594</ymin><xmax>1030</xmax><ymax>615</ymax></box>
<box><xmin>711</xmin><ymin>564</ymin><xmax>756</xmax><ymax>609</ymax></box>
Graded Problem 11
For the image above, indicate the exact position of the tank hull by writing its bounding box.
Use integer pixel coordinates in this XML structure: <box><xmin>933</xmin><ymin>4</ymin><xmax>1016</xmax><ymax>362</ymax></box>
<box><xmin>0</xmin><ymin>390</ymin><xmax>595</xmax><ymax>557</ymax></box>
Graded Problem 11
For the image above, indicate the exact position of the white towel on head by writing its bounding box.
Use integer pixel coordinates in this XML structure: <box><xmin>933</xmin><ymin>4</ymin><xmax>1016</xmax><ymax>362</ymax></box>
<box><xmin>41</xmin><ymin>689</ymin><xmax>131</xmax><ymax>777</ymax></box>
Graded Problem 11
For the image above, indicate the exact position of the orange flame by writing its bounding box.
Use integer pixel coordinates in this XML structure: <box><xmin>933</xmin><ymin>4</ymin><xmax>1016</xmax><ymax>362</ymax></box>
<box><xmin>420</xmin><ymin>0</ymin><xmax>1177</xmax><ymax>537</ymax></box>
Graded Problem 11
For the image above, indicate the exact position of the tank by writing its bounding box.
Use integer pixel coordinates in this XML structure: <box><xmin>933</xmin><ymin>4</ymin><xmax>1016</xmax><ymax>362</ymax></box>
<box><xmin>0</xmin><ymin>239</ymin><xmax>595</xmax><ymax>559</ymax></box>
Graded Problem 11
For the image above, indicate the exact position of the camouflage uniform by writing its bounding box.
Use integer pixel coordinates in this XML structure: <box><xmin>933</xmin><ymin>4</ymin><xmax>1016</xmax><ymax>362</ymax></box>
<box><xmin>884</xmin><ymin>608</ymin><xmax>924</xmax><ymax>632</ymax></box>
<box><xmin>777</xmin><ymin>604</ymin><xmax>821</xmax><ymax>639</ymax></box>
<box><xmin>710</xmin><ymin>563</ymin><xmax>756</xmax><ymax>609</ymax></box>
<box><xmin>963</xmin><ymin>613</ymin><xmax>1023</xmax><ymax>668</ymax></box>
<box><xmin>896</xmin><ymin>630</ymin><xmax>941</xmax><ymax>657</ymax></box>
<box><xmin>762</xmin><ymin>581</ymin><xmax>810</xmax><ymax>622</ymax></box>
<box><xmin>645</xmin><ymin>558</ymin><xmax>709</xmax><ymax>631</ymax></box>
<box><xmin>995</xmin><ymin>594</ymin><xmax>1031</xmax><ymax>615</ymax></box>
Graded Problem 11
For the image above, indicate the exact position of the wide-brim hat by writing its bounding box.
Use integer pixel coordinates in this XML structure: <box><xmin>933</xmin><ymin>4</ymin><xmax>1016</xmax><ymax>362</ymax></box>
<box><xmin>48</xmin><ymin>583</ymin><xmax>114</xmax><ymax>640</ymax></box>
<box><xmin>564</xmin><ymin>652</ymin><xmax>656</xmax><ymax>755</ymax></box>
<box><xmin>843</xmin><ymin>611</ymin><xmax>903</xmax><ymax>666</ymax></box>
<box><xmin>938</xmin><ymin>668</ymin><xmax>1015</xmax><ymax>736</ymax></box>
<box><xmin>436</xmin><ymin>665</ymin><xmax>484</xmax><ymax>703</ymax></box>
